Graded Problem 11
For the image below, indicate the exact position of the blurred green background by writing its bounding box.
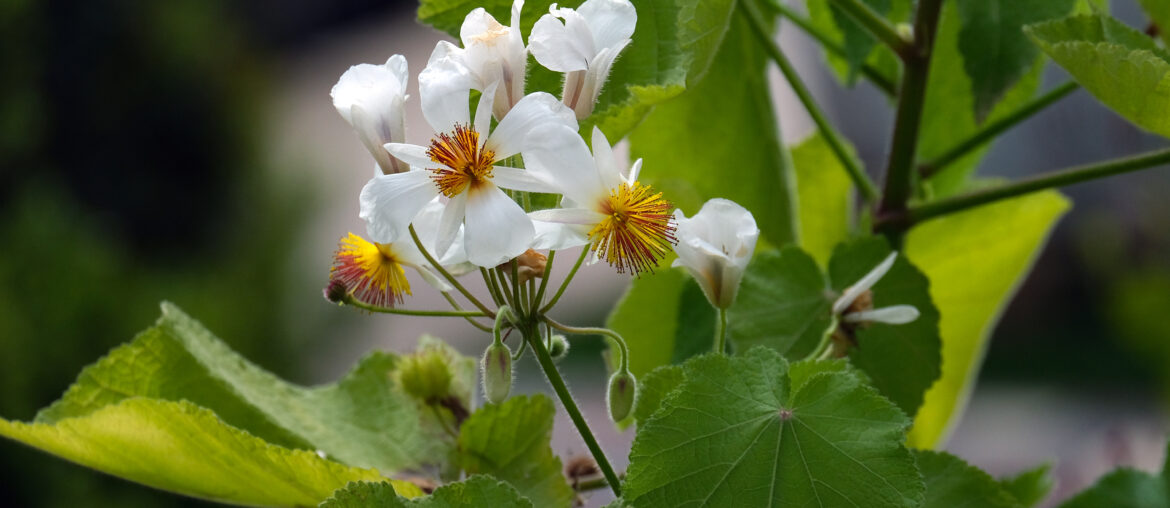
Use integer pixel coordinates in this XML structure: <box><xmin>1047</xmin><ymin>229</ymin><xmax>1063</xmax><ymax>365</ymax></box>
<box><xmin>0</xmin><ymin>0</ymin><xmax>1168</xmax><ymax>506</ymax></box>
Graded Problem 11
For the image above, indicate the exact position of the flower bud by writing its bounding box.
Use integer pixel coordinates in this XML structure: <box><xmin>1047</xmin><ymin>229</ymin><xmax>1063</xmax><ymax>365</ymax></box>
<box><xmin>497</xmin><ymin>249</ymin><xmax>548</xmax><ymax>284</ymax></box>
<box><xmin>398</xmin><ymin>349</ymin><xmax>454</xmax><ymax>405</ymax></box>
<box><xmin>548</xmin><ymin>334</ymin><xmax>570</xmax><ymax>361</ymax></box>
<box><xmin>607</xmin><ymin>370</ymin><xmax>637</xmax><ymax>423</ymax></box>
<box><xmin>672</xmin><ymin>199</ymin><xmax>759</xmax><ymax>309</ymax></box>
<box><xmin>481</xmin><ymin>342</ymin><xmax>513</xmax><ymax>404</ymax></box>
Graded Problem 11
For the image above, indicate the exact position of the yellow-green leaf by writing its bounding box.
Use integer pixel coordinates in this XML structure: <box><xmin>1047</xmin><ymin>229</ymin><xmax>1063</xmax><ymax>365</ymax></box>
<box><xmin>792</xmin><ymin>133</ymin><xmax>855</xmax><ymax>267</ymax></box>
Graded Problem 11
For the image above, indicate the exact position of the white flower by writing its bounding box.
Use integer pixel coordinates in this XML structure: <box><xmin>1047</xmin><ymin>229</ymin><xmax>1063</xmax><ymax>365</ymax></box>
<box><xmin>529</xmin><ymin>0</ymin><xmax>636</xmax><ymax>119</ymax></box>
<box><xmin>526</xmin><ymin>125</ymin><xmax>675</xmax><ymax>276</ymax></box>
<box><xmin>360</xmin><ymin>75</ymin><xmax>576</xmax><ymax>268</ymax></box>
<box><xmin>331</xmin><ymin>55</ymin><xmax>410</xmax><ymax>175</ymax></box>
<box><xmin>429</xmin><ymin>0</ymin><xmax>528</xmax><ymax>120</ymax></box>
<box><xmin>670</xmin><ymin>199</ymin><xmax>760</xmax><ymax>309</ymax></box>
<box><xmin>832</xmin><ymin>253</ymin><xmax>920</xmax><ymax>325</ymax></box>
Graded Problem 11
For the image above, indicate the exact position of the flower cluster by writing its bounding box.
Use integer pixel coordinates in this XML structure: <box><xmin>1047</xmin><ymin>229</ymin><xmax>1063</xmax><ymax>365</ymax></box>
<box><xmin>327</xmin><ymin>0</ymin><xmax>684</xmax><ymax>308</ymax></box>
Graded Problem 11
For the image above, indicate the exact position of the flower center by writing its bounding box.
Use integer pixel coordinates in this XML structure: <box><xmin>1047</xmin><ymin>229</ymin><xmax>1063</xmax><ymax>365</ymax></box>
<box><xmin>588</xmin><ymin>181</ymin><xmax>677</xmax><ymax>276</ymax></box>
<box><xmin>426</xmin><ymin>124</ymin><xmax>496</xmax><ymax>197</ymax></box>
<box><xmin>331</xmin><ymin>233</ymin><xmax>412</xmax><ymax>308</ymax></box>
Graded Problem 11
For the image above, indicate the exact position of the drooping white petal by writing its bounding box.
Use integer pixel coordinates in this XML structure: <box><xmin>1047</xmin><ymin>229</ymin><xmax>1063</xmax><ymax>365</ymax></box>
<box><xmin>531</xmin><ymin>220</ymin><xmax>591</xmax><ymax>250</ymax></box>
<box><xmin>521</xmin><ymin>125</ymin><xmax>605</xmax><ymax>204</ymax></box>
<box><xmin>832</xmin><ymin>252</ymin><xmax>898</xmax><ymax>314</ymax></box>
<box><xmin>672</xmin><ymin>200</ymin><xmax>759</xmax><ymax>309</ymax></box>
<box><xmin>529</xmin><ymin>10</ymin><xmax>592</xmax><ymax>72</ymax></box>
<box><xmin>331</xmin><ymin>56</ymin><xmax>410</xmax><ymax>174</ymax></box>
<box><xmin>419</xmin><ymin>45</ymin><xmax>476</xmax><ymax>133</ymax></box>
<box><xmin>485</xmin><ymin>92</ymin><xmax>578</xmax><ymax>158</ymax></box>
<box><xmin>359</xmin><ymin>170</ymin><xmax>440</xmax><ymax>243</ymax></box>
<box><xmin>492</xmin><ymin>165</ymin><xmax>561</xmax><ymax>193</ymax></box>
<box><xmin>578</xmin><ymin>0</ymin><xmax>637</xmax><ymax>52</ymax></box>
<box><xmin>384</xmin><ymin>143</ymin><xmax>443</xmax><ymax>170</ymax></box>
<box><xmin>434</xmin><ymin>192</ymin><xmax>467</xmax><ymax>258</ymax></box>
<box><xmin>463</xmin><ymin>182</ymin><xmax>536</xmax><ymax>266</ymax></box>
<box><xmin>843</xmin><ymin>305</ymin><xmax>921</xmax><ymax>325</ymax></box>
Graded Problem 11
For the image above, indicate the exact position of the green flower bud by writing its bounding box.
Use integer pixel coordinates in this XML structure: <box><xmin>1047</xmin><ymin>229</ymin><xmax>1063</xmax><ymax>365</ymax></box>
<box><xmin>607</xmin><ymin>370</ymin><xmax>637</xmax><ymax>423</ymax></box>
<box><xmin>481</xmin><ymin>342</ymin><xmax>513</xmax><ymax>404</ymax></box>
<box><xmin>398</xmin><ymin>349</ymin><xmax>453</xmax><ymax>405</ymax></box>
<box><xmin>548</xmin><ymin>334</ymin><xmax>570</xmax><ymax>361</ymax></box>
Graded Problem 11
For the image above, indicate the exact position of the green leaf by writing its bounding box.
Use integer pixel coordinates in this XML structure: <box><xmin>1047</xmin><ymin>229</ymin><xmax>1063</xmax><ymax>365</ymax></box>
<box><xmin>456</xmin><ymin>395</ymin><xmax>573</xmax><ymax>508</ymax></box>
<box><xmin>919</xmin><ymin>1</ymin><xmax>1046</xmax><ymax>197</ymax></box>
<box><xmin>828</xmin><ymin>237</ymin><xmax>942</xmax><ymax>418</ymax></box>
<box><xmin>31</xmin><ymin>303</ymin><xmax>453</xmax><ymax>473</ymax></box>
<box><xmin>792</xmin><ymin>133</ymin><xmax>855</xmax><ymax>267</ymax></box>
<box><xmin>1060</xmin><ymin>442</ymin><xmax>1170</xmax><ymax>508</ymax></box>
<box><xmin>906</xmin><ymin>191</ymin><xmax>1070</xmax><ymax>447</ymax></box>
<box><xmin>623</xmin><ymin>348</ymin><xmax>924</xmax><ymax>507</ymax></box>
<box><xmin>0</xmin><ymin>398</ymin><xmax>383</xmax><ymax>507</ymax></box>
<box><xmin>806</xmin><ymin>0</ymin><xmax>910</xmax><ymax>86</ymax></box>
<box><xmin>631</xmin><ymin>4</ymin><xmax>797</xmax><ymax>245</ymax></box>
<box><xmin>916</xmin><ymin>450</ymin><xmax>1023</xmax><ymax>508</ymax></box>
<box><xmin>1027</xmin><ymin>13</ymin><xmax>1170</xmax><ymax>139</ymax></box>
<box><xmin>1140</xmin><ymin>0</ymin><xmax>1170</xmax><ymax>45</ymax></box>
<box><xmin>956</xmin><ymin>0</ymin><xmax>1077</xmax><ymax>121</ymax></box>
<box><xmin>630</xmin><ymin>364</ymin><xmax>684</xmax><ymax>426</ymax></box>
<box><xmin>1000</xmin><ymin>463</ymin><xmax>1056</xmax><ymax>507</ymax></box>
<box><xmin>321</xmin><ymin>476</ymin><xmax>533</xmax><ymax>508</ymax></box>
<box><xmin>607</xmin><ymin>268</ymin><xmax>708</xmax><ymax>379</ymax></box>
<box><xmin>727</xmin><ymin>247</ymin><xmax>835</xmax><ymax>359</ymax></box>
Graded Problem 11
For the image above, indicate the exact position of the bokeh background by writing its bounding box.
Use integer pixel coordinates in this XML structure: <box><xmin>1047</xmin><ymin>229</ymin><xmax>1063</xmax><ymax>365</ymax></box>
<box><xmin>0</xmin><ymin>0</ymin><xmax>1167</xmax><ymax>506</ymax></box>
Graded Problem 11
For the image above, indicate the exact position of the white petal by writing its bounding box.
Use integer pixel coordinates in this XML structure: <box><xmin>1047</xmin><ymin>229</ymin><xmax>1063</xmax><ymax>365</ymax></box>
<box><xmin>578</xmin><ymin>0</ymin><xmax>637</xmax><ymax>52</ymax></box>
<box><xmin>575</xmin><ymin>40</ymin><xmax>627</xmax><ymax>118</ymax></box>
<box><xmin>385</xmin><ymin>143</ymin><xmax>443</xmax><ymax>170</ymax></box>
<box><xmin>844</xmin><ymin>305</ymin><xmax>920</xmax><ymax>325</ymax></box>
<box><xmin>590</xmin><ymin>126</ymin><xmax>622</xmax><ymax>190</ymax></box>
<box><xmin>414</xmin><ymin>265</ymin><xmax>454</xmax><ymax>292</ymax></box>
<box><xmin>419</xmin><ymin>45</ymin><xmax>476</xmax><ymax>132</ymax></box>
<box><xmin>475</xmin><ymin>80</ymin><xmax>499</xmax><ymax>136</ymax></box>
<box><xmin>529</xmin><ymin>13</ymin><xmax>591</xmax><ymax>72</ymax></box>
<box><xmin>385</xmin><ymin>54</ymin><xmax>409</xmax><ymax>91</ymax></box>
<box><xmin>626</xmin><ymin>158</ymin><xmax>643</xmax><ymax>184</ymax></box>
<box><xmin>330</xmin><ymin>59</ymin><xmax>408</xmax><ymax>124</ymax></box>
<box><xmin>492</xmin><ymin>165</ymin><xmax>560</xmax><ymax>193</ymax></box>
<box><xmin>486</xmin><ymin>92</ymin><xmax>578</xmax><ymax>159</ymax></box>
<box><xmin>672</xmin><ymin>201</ymin><xmax>758</xmax><ymax>309</ymax></box>
<box><xmin>520</xmin><ymin>124</ymin><xmax>604</xmax><ymax>204</ymax></box>
<box><xmin>434</xmin><ymin>192</ymin><xmax>467</xmax><ymax>258</ymax></box>
<box><xmin>359</xmin><ymin>170</ymin><xmax>439</xmax><ymax>243</ymax></box>
<box><xmin>463</xmin><ymin>183</ymin><xmax>536</xmax><ymax>266</ymax></box>
<box><xmin>530</xmin><ymin>207</ymin><xmax>606</xmax><ymax>225</ymax></box>
<box><xmin>532</xmin><ymin>220</ymin><xmax>591</xmax><ymax>250</ymax></box>
<box><xmin>350</xmin><ymin>105</ymin><xmax>402</xmax><ymax>174</ymax></box>
<box><xmin>833</xmin><ymin>252</ymin><xmax>898</xmax><ymax>314</ymax></box>
<box><xmin>460</xmin><ymin>8</ymin><xmax>505</xmax><ymax>47</ymax></box>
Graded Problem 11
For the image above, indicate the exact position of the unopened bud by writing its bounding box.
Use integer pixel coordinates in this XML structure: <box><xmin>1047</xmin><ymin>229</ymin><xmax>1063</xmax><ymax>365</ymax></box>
<box><xmin>324</xmin><ymin>279</ymin><xmax>348</xmax><ymax>304</ymax></box>
<box><xmin>607</xmin><ymin>370</ymin><xmax>637</xmax><ymax>423</ymax></box>
<box><xmin>481</xmin><ymin>342</ymin><xmax>513</xmax><ymax>404</ymax></box>
<box><xmin>398</xmin><ymin>349</ymin><xmax>453</xmax><ymax>404</ymax></box>
<box><xmin>896</xmin><ymin>23</ymin><xmax>913</xmax><ymax>40</ymax></box>
<box><xmin>548</xmin><ymin>335</ymin><xmax>570</xmax><ymax>361</ymax></box>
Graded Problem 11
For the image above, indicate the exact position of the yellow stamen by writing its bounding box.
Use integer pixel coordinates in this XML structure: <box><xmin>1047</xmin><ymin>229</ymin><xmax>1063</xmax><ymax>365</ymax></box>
<box><xmin>426</xmin><ymin>124</ymin><xmax>496</xmax><ymax>197</ymax></box>
<box><xmin>588</xmin><ymin>181</ymin><xmax>677</xmax><ymax>276</ymax></box>
<box><xmin>330</xmin><ymin>233</ymin><xmax>412</xmax><ymax>308</ymax></box>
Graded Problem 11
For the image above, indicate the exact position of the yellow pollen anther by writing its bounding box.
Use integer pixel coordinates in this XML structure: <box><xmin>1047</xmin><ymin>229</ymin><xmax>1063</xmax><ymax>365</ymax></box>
<box><xmin>331</xmin><ymin>233</ymin><xmax>412</xmax><ymax>308</ymax></box>
<box><xmin>588</xmin><ymin>181</ymin><xmax>677</xmax><ymax>276</ymax></box>
<box><xmin>426</xmin><ymin>124</ymin><xmax>496</xmax><ymax>197</ymax></box>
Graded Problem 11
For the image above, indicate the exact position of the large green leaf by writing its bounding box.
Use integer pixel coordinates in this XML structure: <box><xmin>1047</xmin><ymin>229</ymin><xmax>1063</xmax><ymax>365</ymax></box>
<box><xmin>1140</xmin><ymin>0</ymin><xmax>1170</xmax><ymax>45</ymax></box>
<box><xmin>0</xmin><ymin>398</ymin><xmax>384</xmax><ymax>507</ymax></box>
<box><xmin>322</xmin><ymin>476</ymin><xmax>532</xmax><ymax>508</ymax></box>
<box><xmin>1060</xmin><ymin>442</ymin><xmax>1170</xmax><ymax>508</ymax></box>
<box><xmin>623</xmin><ymin>349</ymin><xmax>924</xmax><ymax>507</ymax></box>
<box><xmin>829</xmin><ymin>237</ymin><xmax>942</xmax><ymax>417</ymax></box>
<box><xmin>630</xmin><ymin>364</ymin><xmax>684</xmax><ymax>426</ymax></box>
<box><xmin>1027</xmin><ymin>13</ymin><xmax>1170</xmax><ymax>139</ymax></box>
<box><xmin>631</xmin><ymin>3</ymin><xmax>797</xmax><ymax>245</ymax></box>
<box><xmin>455</xmin><ymin>395</ymin><xmax>573</xmax><ymax>508</ymax></box>
<box><xmin>417</xmin><ymin>0</ymin><xmax>740</xmax><ymax>141</ymax></box>
<box><xmin>956</xmin><ymin>0</ymin><xmax>1077</xmax><ymax>121</ymax></box>
<box><xmin>792</xmin><ymin>133</ymin><xmax>855</xmax><ymax>267</ymax></box>
<box><xmin>727</xmin><ymin>247</ymin><xmax>835</xmax><ymax>359</ymax></box>
<box><xmin>916</xmin><ymin>450</ymin><xmax>1023</xmax><ymax>508</ymax></box>
<box><xmin>30</xmin><ymin>302</ymin><xmax>453</xmax><ymax>473</ymax></box>
<box><xmin>906</xmin><ymin>191</ymin><xmax>1070</xmax><ymax>447</ymax></box>
<box><xmin>919</xmin><ymin>1</ymin><xmax>1047</xmax><ymax>197</ymax></box>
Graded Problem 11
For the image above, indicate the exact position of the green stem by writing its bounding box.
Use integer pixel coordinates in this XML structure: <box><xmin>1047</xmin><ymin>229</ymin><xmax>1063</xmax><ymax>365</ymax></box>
<box><xmin>741</xmin><ymin>0</ymin><xmax>880</xmax><ymax>203</ymax></box>
<box><xmin>480</xmin><ymin>267</ymin><xmax>505</xmax><ymax>307</ymax></box>
<box><xmin>880</xmin><ymin>147</ymin><xmax>1170</xmax><ymax>231</ymax></box>
<box><xmin>878</xmin><ymin>0</ymin><xmax>944</xmax><ymax>217</ymax></box>
<box><xmin>574</xmin><ymin>475</ymin><xmax>618</xmax><ymax>492</ymax></box>
<box><xmin>510</xmin><ymin>259</ymin><xmax>522</xmax><ymax>316</ymax></box>
<box><xmin>802</xmin><ymin>319</ymin><xmax>839</xmax><ymax>362</ymax></box>
<box><xmin>526</xmin><ymin>325</ymin><xmax>622</xmax><ymax>497</ymax></box>
<box><xmin>408</xmin><ymin>225</ymin><xmax>493</xmax><ymax>315</ymax></box>
<box><xmin>540</xmin><ymin>246</ymin><xmax>590</xmax><ymax>314</ymax></box>
<box><xmin>920</xmin><ymin>81</ymin><xmax>1080</xmax><ymax>178</ymax></box>
<box><xmin>492</xmin><ymin>306</ymin><xmax>515</xmax><ymax>346</ymax></box>
<box><xmin>339</xmin><ymin>295</ymin><xmax>489</xmax><ymax>318</ymax></box>
<box><xmin>544</xmin><ymin>319</ymin><xmax>630</xmax><ymax>372</ymax></box>
<box><xmin>767</xmin><ymin>0</ymin><xmax>897</xmax><ymax>97</ymax></box>
<box><xmin>439</xmin><ymin>291</ymin><xmax>492</xmax><ymax>332</ymax></box>
<box><xmin>713</xmin><ymin>308</ymin><xmax>728</xmax><ymax>355</ymax></box>
<box><xmin>827</xmin><ymin>0</ymin><xmax>914</xmax><ymax>59</ymax></box>
<box><xmin>495</xmin><ymin>267</ymin><xmax>518</xmax><ymax>310</ymax></box>
<box><xmin>534</xmin><ymin>250</ymin><xmax>556</xmax><ymax>308</ymax></box>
